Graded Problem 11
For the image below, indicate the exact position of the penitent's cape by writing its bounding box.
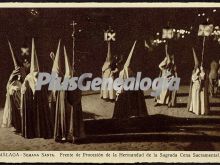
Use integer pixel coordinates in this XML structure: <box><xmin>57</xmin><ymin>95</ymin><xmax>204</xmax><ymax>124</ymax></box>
<box><xmin>113</xmin><ymin>41</ymin><xmax>148</xmax><ymax>119</ymax></box>
<box><xmin>54</xmin><ymin>45</ymin><xmax>85</xmax><ymax>143</ymax></box>
<box><xmin>21</xmin><ymin>38</ymin><xmax>53</xmax><ymax>139</ymax></box>
<box><xmin>21</xmin><ymin>79</ymin><xmax>53</xmax><ymax>138</ymax></box>
<box><xmin>48</xmin><ymin>39</ymin><xmax>62</xmax><ymax>131</ymax></box>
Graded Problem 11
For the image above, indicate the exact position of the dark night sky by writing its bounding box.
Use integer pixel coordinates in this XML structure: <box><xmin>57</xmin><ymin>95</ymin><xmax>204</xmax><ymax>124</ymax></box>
<box><xmin>0</xmin><ymin>8</ymin><xmax>220</xmax><ymax>106</ymax></box>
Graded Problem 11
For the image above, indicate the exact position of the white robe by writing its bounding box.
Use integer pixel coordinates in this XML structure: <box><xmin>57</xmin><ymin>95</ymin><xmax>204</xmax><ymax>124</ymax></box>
<box><xmin>1</xmin><ymin>80</ymin><xmax>21</xmax><ymax>128</ymax></box>
<box><xmin>100</xmin><ymin>62</ymin><xmax>117</xmax><ymax>100</ymax></box>
<box><xmin>156</xmin><ymin>57</ymin><xmax>177</xmax><ymax>106</ymax></box>
<box><xmin>189</xmin><ymin>70</ymin><xmax>209</xmax><ymax>115</ymax></box>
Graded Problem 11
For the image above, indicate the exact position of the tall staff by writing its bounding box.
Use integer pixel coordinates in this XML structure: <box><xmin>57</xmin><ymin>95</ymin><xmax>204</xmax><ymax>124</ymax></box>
<box><xmin>201</xmin><ymin>36</ymin><xmax>206</xmax><ymax>65</ymax></box>
<box><xmin>104</xmin><ymin>26</ymin><xmax>116</xmax><ymax>64</ymax></box>
<box><xmin>104</xmin><ymin>26</ymin><xmax>115</xmax><ymax>61</ymax></box>
<box><xmin>198</xmin><ymin>23</ymin><xmax>213</xmax><ymax>66</ymax></box>
<box><xmin>70</xmin><ymin>20</ymin><xmax>77</xmax><ymax>71</ymax></box>
<box><xmin>162</xmin><ymin>27</ymin><xmax>174</xmax><ymax>58</ymax></box>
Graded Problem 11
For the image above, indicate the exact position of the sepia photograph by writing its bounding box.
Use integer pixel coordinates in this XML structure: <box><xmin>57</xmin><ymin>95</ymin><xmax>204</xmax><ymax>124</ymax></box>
<box><xmin>0</xmin><ymin>3</ymin><xmax>220</xmax><ymax>162</ymax></box>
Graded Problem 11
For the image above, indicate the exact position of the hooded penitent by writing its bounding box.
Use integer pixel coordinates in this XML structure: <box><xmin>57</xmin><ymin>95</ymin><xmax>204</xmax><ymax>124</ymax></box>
<box><xmin>1</xmin><ymin>41</ymin><xmax>23</xmax><ymax>132</ymax></box>
<box><xmin>113</xmin><ymin>40</ymin><xmax>148</xmax><ymax>119</ymax></box>
<box><xmin>54</xmin><ymin>45</ymin><xmax>85</xmax><ymax>143</ymax></box>
<box><xmin>187</xmin><ymin>47</ymin><xmax>209</xmax><ymax>114</ymax></box>
<box><xmin>187</xmin><ymin>47</ymin><xmax>198</xmax><ymax>110</ymax></box>
<box><xmin>21</xmin><ymin>38</ymin><xmax>53</xmax><ymax>139</ymax></box>
<box><xmin>156</xmin><ymin>43</ymin><xmax>177</xmax><ymax>107</ymax></box>
<box><xmin>49</xmin><ymin>40</ymin><xmax>63</xmax><ymax>130</ymax></box>
<box><xmin>101</xmin><ymin>41</ymin><xmax>118</xmax><ymax>100</ymax></box>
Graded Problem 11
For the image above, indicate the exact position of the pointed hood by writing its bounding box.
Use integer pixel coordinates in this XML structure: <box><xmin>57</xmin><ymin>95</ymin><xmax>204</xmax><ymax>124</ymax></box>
<box><xmin>52</xmin><ymin>39</ymin><xmax>62</xmax><ymax>75</ymax></box>
<box><xmin>64</xmin><ymin>45</ymin><xmax>73</xmax><ymax>78</ymax></box>
<box><xmin>8</xmin><ymin>40</ymin><xmax>19</xmax><ymax>69</ymax></box>
<box><xmin>30</xmin><ymin>38</ymin><xmax>39</xmax><ymax>73</ymax></box>
<box><xmin>124</xmin><ymin>40</ymin><xmax>137</xmax><ymax>68</ymax></box>
<box><xmin>192</xmin><ymin>47</ymin><xmax>199</xmax><ymax>69</ymax></box>
<box><xmin>121</xmin><ymin>41</ymin><xmax>137</xmax><ymax>78</ymax></box>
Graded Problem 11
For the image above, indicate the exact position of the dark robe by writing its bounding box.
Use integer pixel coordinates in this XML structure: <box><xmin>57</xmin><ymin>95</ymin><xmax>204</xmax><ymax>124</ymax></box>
<box><xmin>48</xmin><ymin>91</ymin><xmax>56</xmax><ymax>132</ymax></box>
<box><xmin>54</xmin><ymin>89</ymin><xmax>85</xmax><ymax>142</ymax></box>
<box><xmin>113</xmin><ymin>90</ymin><xmax>148</xmax><ymax>119</ymax></box>
<box><xmin>21</xmin><ymin>81</ymin><xmax>53</xmax><ymax>139</ymax></box>
<box><xmin>10</xmin><ymin>83</ymin><xmax>22</xmax><ymax>132</ymax></box>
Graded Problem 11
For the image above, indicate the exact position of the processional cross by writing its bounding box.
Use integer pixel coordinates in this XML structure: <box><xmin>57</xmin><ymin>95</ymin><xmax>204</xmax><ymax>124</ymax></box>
<box><xmin>70</xmin><ymin>20</ymin><xmax>77</xmax><ymax>71</ymax></box>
